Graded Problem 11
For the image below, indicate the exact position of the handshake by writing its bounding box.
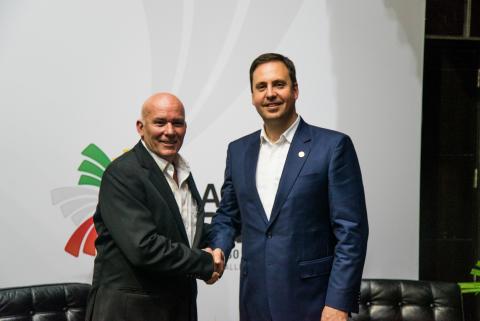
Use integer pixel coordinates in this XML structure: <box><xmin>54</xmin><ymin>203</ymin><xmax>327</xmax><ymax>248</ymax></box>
<box><xmin>203</xmin><ymin>247</ymin><xmax>225</xmax><ymax>285</ymax></box>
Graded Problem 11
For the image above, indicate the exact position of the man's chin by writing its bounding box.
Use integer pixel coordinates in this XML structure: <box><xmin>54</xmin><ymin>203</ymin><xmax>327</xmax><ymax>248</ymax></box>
<box><xmin>261</xmin><ymin>113</ymin><xmax>282</xmax><ymax>121</ymax></box>
<box><xmin>153</xmin><ymin>150</ymin><xmax>178</xmax><ymax>161</ymax></box>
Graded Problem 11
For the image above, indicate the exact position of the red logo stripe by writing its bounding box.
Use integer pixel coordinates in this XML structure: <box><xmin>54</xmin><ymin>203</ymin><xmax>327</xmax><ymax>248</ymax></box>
<box><xmin>83</xmin><ymin>223</ymin><xmax>97</xmax><ymax>256</ymax></box>
<box><xmin>65</xmin><ymin>217</ymin><xmax>96</xmax><ymax>257</ymax></box>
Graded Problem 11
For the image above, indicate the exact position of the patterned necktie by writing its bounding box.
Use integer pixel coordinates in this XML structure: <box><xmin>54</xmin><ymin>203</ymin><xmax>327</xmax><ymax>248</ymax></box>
<box><xmin>172</xmin><ymin>164</ymin><xmax>179</xmax><ymax>186</ymax></box>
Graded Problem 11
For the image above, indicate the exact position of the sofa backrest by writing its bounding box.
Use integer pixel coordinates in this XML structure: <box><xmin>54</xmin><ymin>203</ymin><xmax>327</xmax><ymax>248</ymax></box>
<box><xmin>0</xmin><ymin>280</ymin><xmax>464</xmax><ymax>321</ymax></box>
<box><xmin>0</xmin><ymin>283</ymin><xmax>90</xmax><ymax>321</ymax></box>
<box><xmin>352</xmin><ymin>279</ymin><xmax>464</xmax><ymax>321</ymax></box>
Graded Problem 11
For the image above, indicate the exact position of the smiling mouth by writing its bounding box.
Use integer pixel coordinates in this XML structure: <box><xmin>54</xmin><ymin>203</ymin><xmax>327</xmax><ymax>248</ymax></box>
<box><xmin>263</xmin><ymin>102</ymin><xmax>282</xmax><ymax>108</ymax></box>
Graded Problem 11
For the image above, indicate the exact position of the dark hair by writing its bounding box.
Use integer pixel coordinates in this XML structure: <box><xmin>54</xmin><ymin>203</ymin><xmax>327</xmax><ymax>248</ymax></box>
<box><xmin>249</xmin><ymin>53</ymin><xmax>297</xmax><ymax>92</ymax></box>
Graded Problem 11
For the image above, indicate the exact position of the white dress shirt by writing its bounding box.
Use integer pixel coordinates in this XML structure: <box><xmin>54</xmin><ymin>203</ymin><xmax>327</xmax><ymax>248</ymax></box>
<box><xmin>142</xmin><ymin>141</ymin><xmax>198</xmax><ymax>246</ymax></box>
<box><xmin>256</xmin><ymin>115</ymin><xmax>300</xmax><ymax>220</ymax></box>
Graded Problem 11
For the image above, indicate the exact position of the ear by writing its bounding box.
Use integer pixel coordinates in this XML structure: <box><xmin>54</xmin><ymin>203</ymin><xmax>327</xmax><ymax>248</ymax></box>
<box><xmin>293</xmin><ymin>83</ymin><xmax>299</xmax><ymax>100</ymax></box>
<box><xmin>136</xmin><ymin>120</ymin><xmax>144</xmax><ymax>137</ymax></box>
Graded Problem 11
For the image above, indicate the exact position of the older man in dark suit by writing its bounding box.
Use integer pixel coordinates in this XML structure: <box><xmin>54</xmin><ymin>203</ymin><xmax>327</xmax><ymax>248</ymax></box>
<box><xmin>85</xmin><ymin>93</ymin><xmax>222</xmax><ymax>321</ymax></box>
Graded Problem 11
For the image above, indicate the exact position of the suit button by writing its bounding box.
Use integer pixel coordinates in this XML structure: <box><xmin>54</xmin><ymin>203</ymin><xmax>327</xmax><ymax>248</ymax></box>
<box><xmin>267</xmin><ymin>232</ymin><xmax>272</xmax><ymax>238</ymax></box>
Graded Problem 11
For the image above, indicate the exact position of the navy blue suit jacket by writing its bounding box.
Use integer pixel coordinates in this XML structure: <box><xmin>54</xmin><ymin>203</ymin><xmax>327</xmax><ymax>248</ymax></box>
<box><xmin>210</xmin><ymin>118</ymin><xmax>368</xmax><ymax>321</ymax></box>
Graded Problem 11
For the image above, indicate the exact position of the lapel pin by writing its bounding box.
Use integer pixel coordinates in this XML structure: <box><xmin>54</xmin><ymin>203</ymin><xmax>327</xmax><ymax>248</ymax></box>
<box><xmin>298</xmin><ymin>151</ymin><xmax>305</xmax><ymax>158</ymax></box>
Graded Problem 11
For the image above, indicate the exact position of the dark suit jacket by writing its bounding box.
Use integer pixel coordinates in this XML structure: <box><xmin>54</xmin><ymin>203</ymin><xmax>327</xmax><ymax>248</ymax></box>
<box><xmin>85</xmin><ymin>141</ymin><xmax>213</xmax><ymax>321</ymax></box>
<box><xmin>210</xmin><ymin>118</ymin><xmax>369</xmax><ymax>321</ymax></box>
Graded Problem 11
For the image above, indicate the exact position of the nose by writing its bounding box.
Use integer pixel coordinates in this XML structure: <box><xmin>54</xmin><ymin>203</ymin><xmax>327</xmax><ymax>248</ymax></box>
<box><xmin>164</xmin><ymin>122</ymin><xmax>175</xmax><ymax>136</ymax></box>
<box><xmin>266</xmin><ymin>85</ymin><xmax>276</xmax><ymax>100</ymax></box>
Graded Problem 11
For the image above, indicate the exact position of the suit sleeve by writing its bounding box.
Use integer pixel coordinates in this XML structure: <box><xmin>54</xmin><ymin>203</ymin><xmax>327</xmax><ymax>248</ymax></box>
<box><xmin>98</xmin><ymin>167</ymin><xmax>214</xmax><ymax>281</ymax></box>
<box><xmin>325</xmin><ymin>136</ymin><xmax>369</xmax><ymax>313</ymax></box>
<box><xmin>209</xmin><ymin>144</ymin><xmax>242</xmax><ymax>260</ymax></box>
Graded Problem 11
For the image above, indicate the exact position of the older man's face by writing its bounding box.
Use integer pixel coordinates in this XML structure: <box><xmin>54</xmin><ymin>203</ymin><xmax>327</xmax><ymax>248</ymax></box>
<box><xmin>137</xmin><ymin>98</ymin><xmax>186</xmax><ymax>162</ymax></box>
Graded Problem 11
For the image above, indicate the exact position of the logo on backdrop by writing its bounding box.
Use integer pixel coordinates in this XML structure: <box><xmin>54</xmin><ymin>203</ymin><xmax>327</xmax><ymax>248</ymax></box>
<box><xmin>50</xmin><ymin>143</ymin><xmax>230</xmax><ymax>259</ymax></box>
<box><xmin>51</xmin><ymin>144</ymin><xmax>112</xmax><ymax>257</ymax></box>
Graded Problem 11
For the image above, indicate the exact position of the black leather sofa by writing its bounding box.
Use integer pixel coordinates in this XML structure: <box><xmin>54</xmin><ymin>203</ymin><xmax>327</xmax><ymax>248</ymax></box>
<box><xmin>0</xmin><ymin>280</ymin><xmax>464</xmax><ymax>321</ymax></box>
<box><xmin>351</xmin><ymin>279</ymin><xmax>464</xmax><ymax>321</ymax></box>
<box><xmin>0</xmin><ymin>283</ymin><xmax>90</xmax><ymax>321</ymax></box>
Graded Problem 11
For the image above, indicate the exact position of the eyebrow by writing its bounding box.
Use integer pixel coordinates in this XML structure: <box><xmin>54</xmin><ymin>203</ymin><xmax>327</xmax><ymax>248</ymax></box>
<box><xmin>152</xmin><ymin>117</ymin><xmax>185</xmax><ymax>122</ymax></box>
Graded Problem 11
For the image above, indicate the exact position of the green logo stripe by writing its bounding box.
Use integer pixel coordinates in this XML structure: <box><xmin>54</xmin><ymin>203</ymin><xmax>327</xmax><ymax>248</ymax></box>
<box><xmin>78</xmin><ymin>160</ymin><xmax>105</xmax><ymax>179</ymax></box>
<box><xmin>78</xmin><ymin>175</ymin><xmax>101</xmax><ymax>187</ymax></box>
<box><xmin>81</xmin><ymin>144</ymin><xmax>111</xmax><ymax>169</ymax></box>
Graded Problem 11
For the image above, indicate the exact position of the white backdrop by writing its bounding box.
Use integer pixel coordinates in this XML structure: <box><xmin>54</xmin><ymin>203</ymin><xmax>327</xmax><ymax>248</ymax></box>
<box><xmin>0</xmin><ymin>1</ymin><xmax>425</xmax><ymax>320</ymax></box>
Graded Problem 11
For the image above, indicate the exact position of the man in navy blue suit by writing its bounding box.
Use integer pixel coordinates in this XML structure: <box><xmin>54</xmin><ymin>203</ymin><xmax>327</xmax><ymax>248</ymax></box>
<box><xmin>209</xmin><ymin>53</ymin><xmax>369</xmax><ymax>321</ymax></box>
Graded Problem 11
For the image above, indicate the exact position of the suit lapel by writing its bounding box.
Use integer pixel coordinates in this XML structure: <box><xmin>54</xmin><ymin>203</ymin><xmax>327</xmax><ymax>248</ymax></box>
<box><xmin>268</xmin><ymin>119</ymin><xmax>311</xmax><ymax>228</ymax></box>
<box><xmin>133</xmin><ymin>141</ymin><xmax>190</xmax><ymax>245</ymax></box>
<box><xmin>187</xmin><ymin>174</ymin><xmax>205</xmax><ymax>248</ymax></box>
<box><xmin>244</xmin><ymin>133</ymin><xmax>269</xmax><ymax>224</ymax></box>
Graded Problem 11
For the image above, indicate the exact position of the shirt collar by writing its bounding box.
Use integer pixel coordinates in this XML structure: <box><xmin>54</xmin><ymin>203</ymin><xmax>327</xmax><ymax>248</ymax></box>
<box><xmin>141</xmin><ymin>140</ymin><xmax>191</xmax><ymax>184</ymax></box>
<box><xmin>260</xmin><ymin>114</ymin><xmax>300</xmax><ymax>145</ymax></box>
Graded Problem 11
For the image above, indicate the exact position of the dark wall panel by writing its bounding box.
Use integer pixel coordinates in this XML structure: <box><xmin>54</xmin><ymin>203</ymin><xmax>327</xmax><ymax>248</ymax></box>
<box><xmin>471</xmin><ymin>0</ymin><xmax>480</xmax><ymax>36</ymax></box>
<box><xmin>426</xmin><ymin>0</ymin><xmax>465</xmax><ymax>35</ymax></box>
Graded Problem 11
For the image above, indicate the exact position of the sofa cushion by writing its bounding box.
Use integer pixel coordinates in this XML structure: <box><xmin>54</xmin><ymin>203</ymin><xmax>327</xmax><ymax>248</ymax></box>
<box><xmin>352</xmin><ymin>279</ymin><xmax>464</xmax><ymax>321</ymax></box>
<box><xmin>0</xmin><ymin>283</ymin><xmax>90</xmax><ymax>321</ymax></box>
